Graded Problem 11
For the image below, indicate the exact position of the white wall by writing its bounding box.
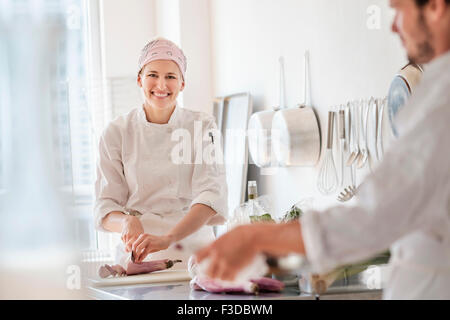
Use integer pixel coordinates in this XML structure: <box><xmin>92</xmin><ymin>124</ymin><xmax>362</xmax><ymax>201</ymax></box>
<box><xmin>179</xmin><ymin>0</ymin><xmax>214</xmax><ymax>114</ymax></box>
<box><xmin>100</xmin><ymin>0</ymin><xmax>155</xmax><ymax>78</ymax></box>
<box><xmin>100</xmin><ymin>0</ymin><xmax>212</xmax><ymax>114</ymax></box>
<box><xmin>209</xmin><ymin>0</ymin><xmax>407</xmax><ymax>214</ymax></box>
<box><xmin>154</xmin><ymin>0</ymin><xmax>180</xmax><ymax>44</ymax></box>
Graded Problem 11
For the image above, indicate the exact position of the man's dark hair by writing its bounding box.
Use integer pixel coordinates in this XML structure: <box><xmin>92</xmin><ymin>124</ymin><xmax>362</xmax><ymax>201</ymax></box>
<box><xmin>415</xmin><ymin>0</ymin><xmax>450</xmax><ymax>6</ymax></box>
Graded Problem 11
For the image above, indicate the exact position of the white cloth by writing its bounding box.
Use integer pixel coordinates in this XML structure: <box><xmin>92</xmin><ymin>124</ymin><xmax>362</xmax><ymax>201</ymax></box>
<box><xmin>94</xmin><ymin>105</ymin><xmax>228</xmax><ymax>269</ymax></box>
<box><xmin>191</xmin><ymin>254</ymin><xmax>269</xmax><ymax>289</ymax></box>
<box><xmin>301</xmin><ymin>51</ymin><xmax>450</xmax><ymax>299</ymax></box>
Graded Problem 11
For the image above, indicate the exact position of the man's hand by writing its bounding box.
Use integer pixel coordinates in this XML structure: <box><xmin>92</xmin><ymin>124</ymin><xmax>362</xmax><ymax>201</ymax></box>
<box><xmin>121</xmin><ymin>215</ymin><xmax>144</xmax><ymax>252</ymax></box>
<box><xmin>195</xmin><ymin>221</ymin><xmax>306</xmax><ymax>281</ymax></box>
<box><xmin>131</xmin><ymin>234</ymin><xmax>174</xmax><ymax>263</ymax></box>
<box><xmin>195</xmin><ymin>225</ymin><xmax>260</xmax><ymax>281</ymax></box>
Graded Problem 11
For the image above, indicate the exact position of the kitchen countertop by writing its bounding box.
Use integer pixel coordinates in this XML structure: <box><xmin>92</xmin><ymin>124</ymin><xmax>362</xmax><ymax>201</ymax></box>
<box><xmin>83</xmin><ymin>262</ymin><xmax>388</xmax><ymax>300</ymax></box>
<box><xmin>85</xmin><ymin>280</ymin><xmax>382</xmax><ymax>300</ymax></box>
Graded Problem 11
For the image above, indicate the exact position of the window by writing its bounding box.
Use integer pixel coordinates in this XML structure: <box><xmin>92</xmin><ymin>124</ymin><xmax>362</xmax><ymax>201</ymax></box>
<box><xmin>0</xmin><ymin>0</ymin><xmax>102</xmax><ymax>252</ymax></box>
<box><xmin>0</xmin><ymin>72</ymin><xmax>4</xmax><ymax>193</ymax></box>
<box><xmin>0</xmin><ymin>18</ymin><xmax>9</xmax><ymax>194</ymax></box>
<box><xmin>53</xmin><ymin>0</ymin><xmax>98</xmax><ymax>250</ymax></box>
<box><xmin>1</xmin><ymin>0</ymin><xmax>152</xmax><ymax>259</ymax></box>
<box><xmin>0</xmin><ymin>88</ymin><xmax>4</xmax><ymax>194</ymax></box>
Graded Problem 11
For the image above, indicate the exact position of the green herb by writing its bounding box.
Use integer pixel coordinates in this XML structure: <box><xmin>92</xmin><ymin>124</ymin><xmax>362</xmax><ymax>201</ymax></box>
<box><xmin>250</xmin><ymin>213</ymin><xmax>275</xmax><ymax>223</ymax></box>
<box><xmin>324</xmin><ymin>250</ymin><xmax>391</xmax><ymax>284</ymax></box>
<box><xmin>281</xmin><ymin>205</ymin><xmax>303</xmax><ymax>222</ymax></box>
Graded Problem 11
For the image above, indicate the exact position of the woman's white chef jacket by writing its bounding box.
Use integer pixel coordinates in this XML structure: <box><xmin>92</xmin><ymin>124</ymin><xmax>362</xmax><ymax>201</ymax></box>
<box><xmin>301</xmin><ymin>51</ymin><xmax>450</xmax><ymax>299</ymax></box>
<box><xmin>94</xmin><ymin>105</ymin><xmax>228</xmax><ymax>269</ymax></box>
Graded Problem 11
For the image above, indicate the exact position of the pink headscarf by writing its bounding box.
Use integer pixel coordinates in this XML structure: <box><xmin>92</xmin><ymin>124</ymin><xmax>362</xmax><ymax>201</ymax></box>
<box><xmin>138</xmin><ymin>37</ymin><xmax>187</xmax><ymax>81</ymax></box>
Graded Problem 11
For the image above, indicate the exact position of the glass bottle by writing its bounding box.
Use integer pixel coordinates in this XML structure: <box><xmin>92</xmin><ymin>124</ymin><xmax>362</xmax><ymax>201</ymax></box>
<box><xmin>247</xmin><ymin>180</ymin><xmax>265</xmax><ymax>221</ymax></box>
<box><xmin>248</xmin><ymin>180</ymin><xmax>258</xmax><ymax>200</ymax></box>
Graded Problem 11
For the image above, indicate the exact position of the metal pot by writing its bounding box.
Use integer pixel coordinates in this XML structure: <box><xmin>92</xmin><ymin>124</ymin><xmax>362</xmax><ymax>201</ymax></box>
<box><xmin>271</xmin><ymin>51</ymin><xmax>321</xmax><ymax>166</ymax></box>
<box><xmin>272</xmin><ymin>106</ymin><xmax>321</xmax><ymax>166</ymax></box>
<box><xmin>248</xmin><ymin>109</ymin><xmax>278</xmax><ymax>167</ymax></box>
<box><xmin>247</xmin><ymin>57</ymin><xmax>286</xmax><ymax>167</ymax></box>
<box><xmin>387</xmin><ymin>62</ymin><xmax>423</xmax><ymax>137</ymax></box>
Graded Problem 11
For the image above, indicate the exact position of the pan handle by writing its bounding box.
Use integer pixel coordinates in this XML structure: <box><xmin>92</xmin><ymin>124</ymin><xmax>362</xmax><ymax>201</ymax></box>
<box><xmin>338</xmin><ymin>109</ymin><xmax>345</xmax><ymax>139</ymax></box>
<box><xmin>303</xmin><ymin>50</ymin><xmax>310</xmax><ymax>107</ymax></box>
<box><xmin>278</xmin><ymin>56</ymin><xmax>286</xmax><ymax>109</ymax></box>
<box><xmin>327</xmin><ymin>111</ymin><xmax>335</xmax><ymax>149</ymax></box>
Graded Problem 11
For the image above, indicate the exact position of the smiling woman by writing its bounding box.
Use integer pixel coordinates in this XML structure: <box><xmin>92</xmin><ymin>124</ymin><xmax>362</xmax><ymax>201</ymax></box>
<box><xmin>94</xmin><ymin>37</ymin><xmax>228</xmax><ymax>270</ymax></box>
<box><xmin>136</xmin><ymin>38</ymin><xmax>186</xmax><ymax>124</ymax></box>
<box><xmin>138</xmin><ymin>60</ymin><xmax>185</xmax><ymax>124</ymax></box>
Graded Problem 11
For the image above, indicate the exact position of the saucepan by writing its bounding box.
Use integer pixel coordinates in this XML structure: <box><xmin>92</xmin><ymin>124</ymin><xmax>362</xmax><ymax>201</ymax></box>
<box><xmin>271</xmin><ymin>51</ymin><xmax>321</xmax><ymax>166</ymax></box>
<box><xmin>387</xmin><ymin>62</ymin><xmax>423</xmax><ymax>136</ymax></box>
<box><xmin>248</xmin><ymin>57</ymin><xmax>286</xmax><ymax>167</ymax></box>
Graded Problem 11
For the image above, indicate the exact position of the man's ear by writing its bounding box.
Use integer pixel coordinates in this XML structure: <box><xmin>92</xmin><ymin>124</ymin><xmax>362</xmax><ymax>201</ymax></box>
<box><xmin>425</xmin><ymin>0</ymin><xmax>448</xmax><ymax>22</ymax></box>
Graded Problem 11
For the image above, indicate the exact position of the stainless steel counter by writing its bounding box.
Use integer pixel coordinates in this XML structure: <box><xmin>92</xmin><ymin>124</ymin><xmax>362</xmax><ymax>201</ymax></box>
<box><xmin>85</xmin><ymin>280</ymin><xmax>382</xmax><ymax>300</ymax></box>
<box><xmin>84</xmin><ymin>262</ymin><xmax>388</xmax><ymax>300</ymax></box>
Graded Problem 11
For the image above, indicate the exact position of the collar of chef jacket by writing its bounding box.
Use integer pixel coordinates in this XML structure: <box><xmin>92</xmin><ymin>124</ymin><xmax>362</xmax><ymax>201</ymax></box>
<box><xmin>137</xmin><ymin>103</ymin><xmax>181</xmax><ymax>130</ymax></box>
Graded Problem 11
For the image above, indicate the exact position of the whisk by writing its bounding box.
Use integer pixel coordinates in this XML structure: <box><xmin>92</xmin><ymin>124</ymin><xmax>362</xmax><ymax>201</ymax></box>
<box><xmin>317</xmin><ymin>111</ymin><xmax>338</xmax><ymax>195</ymax></box>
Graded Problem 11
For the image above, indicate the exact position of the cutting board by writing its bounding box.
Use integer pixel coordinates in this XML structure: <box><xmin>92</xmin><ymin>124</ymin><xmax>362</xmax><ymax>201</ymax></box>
<box><xmin>89</xmin><ymin>269</ymin><xmax>192</xmax><ymax>287</ymax></box>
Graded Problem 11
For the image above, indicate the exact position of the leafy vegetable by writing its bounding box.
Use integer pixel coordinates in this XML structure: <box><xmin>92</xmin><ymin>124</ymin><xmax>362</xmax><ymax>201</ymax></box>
<box><xmin>335</xmin><ymin>250</ymin><xmax>390</xmax><ymax>281</ymax></box>
<box><xmin>281</xmin><ymin>205</ymin><xmax>303</xmax><ymax>222</ymax></box>
<box><xmin>250</xmin><ymin>213</ymin><xmax>275</xmax><ymax>223</ymax></box>
<box><xmin>306</xmin><ymin>250</ymin><xmax>391</xmax><ymax>293</ymax></box>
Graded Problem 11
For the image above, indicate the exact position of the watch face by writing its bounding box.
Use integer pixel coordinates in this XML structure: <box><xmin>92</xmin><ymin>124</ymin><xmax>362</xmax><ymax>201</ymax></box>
<box><xmin>387</xmin><ymin>75</ymin><xmax>411</xmax><ymax>137</ymax></box>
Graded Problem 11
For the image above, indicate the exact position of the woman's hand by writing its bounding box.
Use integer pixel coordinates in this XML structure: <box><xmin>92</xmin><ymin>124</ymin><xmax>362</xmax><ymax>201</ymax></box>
<box><xmin>131</xmin><ymin>234</ymin><xmax>174</xmax><ymax>263</ymax></box>
<box><xmin>121</xmin><ymin>215</ymin><xmax>144</xmax><ymax>252</ymax></box>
